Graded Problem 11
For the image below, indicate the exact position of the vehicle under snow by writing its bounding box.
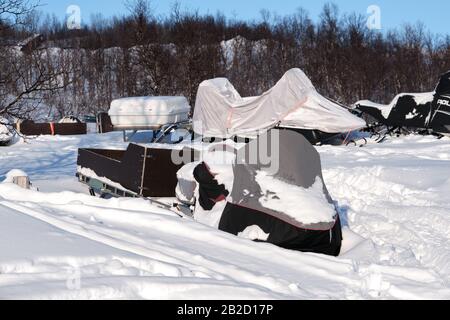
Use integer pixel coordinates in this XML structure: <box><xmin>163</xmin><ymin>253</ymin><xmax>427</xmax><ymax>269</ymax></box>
<box><xmin>354</xmin><ymin>71</ymin><xmax>450</xmax><ymax>137</ymax></box>
<box><xmin>0</xmin><ymin>117</ymin><xmax>14</xmax><ymax>146</ymax></box>
<box><xmin>177</xmin><ymin>129</ymin><xmax>343</xmax><ymax>256</ymax></box>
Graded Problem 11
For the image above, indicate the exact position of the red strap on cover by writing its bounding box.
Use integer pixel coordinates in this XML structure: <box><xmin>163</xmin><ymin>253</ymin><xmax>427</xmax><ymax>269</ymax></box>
<box><xmin>50</xmin><ymin>123</ymin><xmax>55</xmax><ymax>136</ymax></box>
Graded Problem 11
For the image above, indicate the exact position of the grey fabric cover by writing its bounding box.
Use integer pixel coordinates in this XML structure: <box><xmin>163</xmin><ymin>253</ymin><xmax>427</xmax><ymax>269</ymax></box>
<box><xmin>230</xmin><ymin>129</ymin><xmax>337</xmax><ymax>231</ymax></box>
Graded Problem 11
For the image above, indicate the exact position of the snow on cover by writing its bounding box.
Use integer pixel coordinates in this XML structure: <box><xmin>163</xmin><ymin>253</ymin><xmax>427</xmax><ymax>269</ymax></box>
<box><xmin>256</xmin><ymin>173</ymin><xmax>336</xmax><ymax>225</ymax></box>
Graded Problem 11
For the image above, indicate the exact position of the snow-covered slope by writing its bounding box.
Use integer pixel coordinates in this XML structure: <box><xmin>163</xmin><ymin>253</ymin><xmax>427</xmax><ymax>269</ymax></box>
<box><xmin>0</xmin><ymin>133</ymin><xmax>449</xmax><ymax>299</ymax></box>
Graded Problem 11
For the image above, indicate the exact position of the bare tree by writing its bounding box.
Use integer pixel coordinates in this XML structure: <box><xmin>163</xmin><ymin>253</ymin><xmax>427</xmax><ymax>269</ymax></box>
<box><xmin>0</xmin><ymin>0</ymin><xmax>37</xmax><ymax>29</ymax></box>
<box><xmin>0</xmin><ymin>48</ymin><xmax>68</xmax><ymax>118</ymax></box>
<box><xmin>3</xmin><ymin>1</ymin><xmax>447</xmax><ymax>120</ymax></box>
<box><xmin>0</xmin><ymin>0</ymin><xmax>67</xmax><ymax>121</ymax></box>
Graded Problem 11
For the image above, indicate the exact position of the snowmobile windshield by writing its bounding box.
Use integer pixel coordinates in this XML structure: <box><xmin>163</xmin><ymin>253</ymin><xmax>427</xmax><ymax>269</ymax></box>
<box><xmin>435</xmin><ymin>71</ymin><xmax>450</xmax><ymax>96</ymax></box>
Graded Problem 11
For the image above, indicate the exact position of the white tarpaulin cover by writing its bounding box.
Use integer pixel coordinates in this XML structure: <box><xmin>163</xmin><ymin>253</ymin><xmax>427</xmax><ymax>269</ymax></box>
<box><xmin>108</xmin><ymin>96</ymin><xmax>190</xmax><ymax>128</ymax></box>
<box><xmin>193</xmin><ymin>68</ymin><xmax>366</xmax><ymax>137</ymax></box>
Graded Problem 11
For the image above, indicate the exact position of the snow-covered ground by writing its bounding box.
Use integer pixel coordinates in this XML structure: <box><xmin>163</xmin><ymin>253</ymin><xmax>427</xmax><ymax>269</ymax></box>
<box><xmin>0</xmin><ymin>133</ymin><xmax>449</xmax><ymax>300</ymax></box>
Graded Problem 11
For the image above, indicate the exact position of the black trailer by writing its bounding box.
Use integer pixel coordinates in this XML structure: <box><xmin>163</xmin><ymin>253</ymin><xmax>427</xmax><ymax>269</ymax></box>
<box><xmin>77</xmin><ymin>144</ymin><xmax>198</xmax><ymax>198</ymax></box>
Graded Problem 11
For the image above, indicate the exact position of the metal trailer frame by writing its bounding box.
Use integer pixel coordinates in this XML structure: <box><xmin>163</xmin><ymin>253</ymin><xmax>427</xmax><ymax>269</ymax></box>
<box><xmin>76</xmin><ymin>170</ymin><xmax>194</xmax><ymax>219</ymax></box>
<box><xmin>77</xmin><ymin>144</ymin><xmax>198</xmax><ymax>198</ymax></box>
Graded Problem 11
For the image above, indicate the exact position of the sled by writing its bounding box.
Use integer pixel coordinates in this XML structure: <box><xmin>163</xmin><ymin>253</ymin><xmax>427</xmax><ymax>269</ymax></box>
<box><xmin>105</xmin><ymin>96</ymin><xmax>192</xmax><ymax>142</ymax></box>
<box><xmin>97</xmin><ymin>97</ymin><xmax>192</xmax><ymax>143</ymax></box>
<box><xmin>109</xmin><ymin>96</ymin><xmax>190</xmax><ymax>129</ymax></box>
<box><xmin>76</xmin><ymin>143</ymin><xmax>198</xmax><ymax>198</ymax></box>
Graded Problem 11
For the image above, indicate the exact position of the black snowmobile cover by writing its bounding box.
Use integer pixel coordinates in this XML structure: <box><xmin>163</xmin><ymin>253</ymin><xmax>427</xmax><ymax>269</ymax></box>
<box><xmin>194</xmin><ymin>129</ymin><xmax>342</xmax><ymax>256</ymax></box>
<box><xmin>219</xmin><ymin>203</ymin><xmax>342</xmax><ymax>256</ymax></box>
<box><xmin>429</xmin><ymin>71</ymin><xmax>450</xmax><ymax>134</ymax></box>
<box><xmin>193</xmin><ymin>162</ymin><xmax>229</xmax><ymax>211</ymax></box>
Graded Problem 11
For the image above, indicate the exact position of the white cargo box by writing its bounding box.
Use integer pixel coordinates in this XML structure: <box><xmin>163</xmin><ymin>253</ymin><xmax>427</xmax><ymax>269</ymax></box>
<box><xmin>108</xmin><ymin>96</ymin><xmax>191</xmax><ymax>130</ymax></box>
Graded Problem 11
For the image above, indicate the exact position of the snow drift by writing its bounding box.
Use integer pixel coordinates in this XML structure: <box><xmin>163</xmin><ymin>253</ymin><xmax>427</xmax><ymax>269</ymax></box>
<box><xmin>0</xmin><ymin>132</ymin><xmax>450</xmax><ymax>299</ymax></box>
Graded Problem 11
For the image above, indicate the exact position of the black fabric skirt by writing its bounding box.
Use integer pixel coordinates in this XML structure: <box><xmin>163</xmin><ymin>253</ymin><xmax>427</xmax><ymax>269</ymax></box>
<box><xmin>219</xmin><ymin>203</ymin><xmax>342</xmax><ymax>257</ymax></box>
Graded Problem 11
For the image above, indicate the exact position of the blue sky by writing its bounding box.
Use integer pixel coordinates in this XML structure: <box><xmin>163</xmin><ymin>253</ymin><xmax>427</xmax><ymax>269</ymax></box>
<box><xmin>39</xmin><ymin>0</ymin><xmax>450</xmax><ymax>35</ymax></box>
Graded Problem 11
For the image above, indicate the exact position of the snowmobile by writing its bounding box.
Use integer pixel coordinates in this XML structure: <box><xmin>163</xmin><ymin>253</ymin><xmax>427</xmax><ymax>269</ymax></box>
<box><xmin>193</xmin><ymin>68</ymin><xmax>367</xmax><ymax>146</ymax></box>
<box><xmin>354</xmin><ymin>71</ymin><xmax>450</xmax><ymax>141</ymax></box>
<box><xmin>177</xmin><ymin>129</ymin><xmax>343</xmax><ymax>256</ymax></box>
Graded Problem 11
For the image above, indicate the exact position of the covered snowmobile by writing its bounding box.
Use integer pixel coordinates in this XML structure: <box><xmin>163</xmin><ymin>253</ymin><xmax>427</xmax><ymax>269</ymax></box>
<box><xmin>193</xmin><ymin>68</ymin><xmax>366</xmax><ymax>145</ymax></box>
<box><xmin>354</xmin><ymin>71</ymin><xmax>450</xmax><ymax>137</ymax></box>
<box><xmin>186</xmin><ymin>129</ymin><xmax>342</xmax><ymax>256</ymax></box>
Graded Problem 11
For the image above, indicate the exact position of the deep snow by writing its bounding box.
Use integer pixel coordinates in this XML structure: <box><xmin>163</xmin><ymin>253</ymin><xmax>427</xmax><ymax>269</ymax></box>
<box><xmin>0</xmin><ymin>132</ymin><xmax>449</xmax><ymax>299</ymax></box>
